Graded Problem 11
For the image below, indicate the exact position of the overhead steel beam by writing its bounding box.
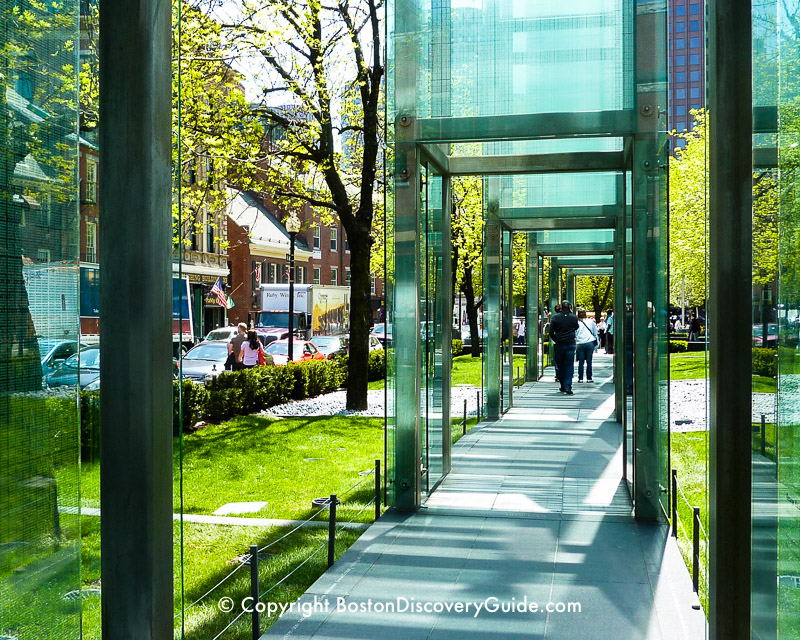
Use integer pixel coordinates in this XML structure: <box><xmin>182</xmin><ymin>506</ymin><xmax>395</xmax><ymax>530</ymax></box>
<box><xmin>752</xmin><ymin>105</ymin><xmax>777</xmax><ymax>134</ymax></box>
<box><xmin>536</xmin><ymin>242</ymin><xmax>615</xmax><ymax>256</ymax></box>
<box><xmin>448</xmin><ymin>151</ymin><xmax>625</xmax><ymax>176</ymax></box>
<box><xmin>415</xmin><ymin>110</ymin><xmax>637</xmax><ymax>143</ymax></box>
<box><xmin>567</xmin><ymin>268</ymin><xmax>614</xmax><ymax>276</ymax></box>
<box><xmin>419</xmin><ymin>143</ymin><xmax>450</xmax><ymax>175</ymax></box>
<box><xmin>498</xmin><ymin>204</ymin><xmax>620</xmax><ymax>220</ymax></box>
<box><xmin>503</xmin><ymin>216</ymin><xmax>617</xmax><ymax>231</ymax></box>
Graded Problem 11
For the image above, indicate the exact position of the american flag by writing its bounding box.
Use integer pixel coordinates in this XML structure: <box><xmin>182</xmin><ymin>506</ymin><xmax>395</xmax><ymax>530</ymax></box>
<box><xmin>210</xmin><ymin>278</ymin><xmax>227</xmax><ymax>308</ymax></box>
<box><xmin>255</xmin><ymin>264</ymin><xmax>261</xmax><ymax>284</ymax></box>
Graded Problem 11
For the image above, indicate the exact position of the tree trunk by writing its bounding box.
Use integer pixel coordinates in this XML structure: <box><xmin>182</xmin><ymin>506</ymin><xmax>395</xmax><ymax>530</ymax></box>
<box><xmin>451</xmin><ymin>242</ymin><xmax>459</xmax><ymax>330</ymax></box>
<box><xmin>345</xmin><ymin>235</ymin><xmax>372</xmax><ymax>410</ymax></box>
<box><xmin>462</xmin><ymin>264</ymin><xmax>481</xmax><ymax>358</ymax></box>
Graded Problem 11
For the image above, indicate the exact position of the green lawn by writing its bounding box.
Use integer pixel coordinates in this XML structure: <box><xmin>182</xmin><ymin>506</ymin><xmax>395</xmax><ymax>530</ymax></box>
<box><xmin>451</xmin><ymin>353</ymin><xmax>527</xmax><ymax>388</ymax></box>
<box><xmin>670</xmin><ymin>352</ymin><xmax>776</xmax><ymax>393</ymax></box>
<box><xmin>71</xmin><ymin>415</ymin><xmax>385</xmax><ymax>640</ymax></box>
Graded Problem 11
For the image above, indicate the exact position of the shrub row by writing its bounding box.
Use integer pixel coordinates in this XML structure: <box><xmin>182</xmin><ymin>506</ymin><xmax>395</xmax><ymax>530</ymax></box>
<box><xmin>753</xmin><ymin>347</ymin><xmax>777</xmax><ymax>378</ymax></box>
<box><xmin>79</xmin><ymin>351</ymin><xmax>387</xmax><ymax>450</ymax></box>
<box><xmin>669</xmin><ymin>340</ymin><xmax>688</xmax><ymax>353</ymax></box>
<box><xmin>452</xmin><ymin>339</ymin><xmax>464</xmax><ymax>357</ymax></box>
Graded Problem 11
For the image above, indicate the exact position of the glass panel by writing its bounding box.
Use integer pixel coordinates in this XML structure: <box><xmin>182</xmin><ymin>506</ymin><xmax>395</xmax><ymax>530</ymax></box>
<box><xmin>0</xmin><ymin>1</ymin><xmax>82</xmax><ymax>638</ymax></box>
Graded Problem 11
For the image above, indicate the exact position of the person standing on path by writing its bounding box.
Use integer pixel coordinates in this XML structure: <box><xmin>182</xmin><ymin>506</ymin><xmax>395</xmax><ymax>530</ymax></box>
<box><xmin>226</xmin><ymin>322</ymin><xmax>248</xmax><ymax>371</ymax></box>
<box><xmin>575</xmin><ymin>307</ymin><xmax>598</xmax><ymax>383</ymax></box>
<box><xmin>597</xmin><ymin>315</ymin><xmax>607</xmax><ymax>349</ymax></box>
<box><xmin>605</xmin><ymin>309</ymin><xmax>614</xmax><ymax>354</ymax></box>
<box><xmin>549</xmin><ymin>300</ymin><xmax>579</xmax><ymax>394</ymax></box>
<box><xmin>689</xmin><ymin>312</ymin><xmax>702</xmax><ymax>341</ymax></box>
<box><xmin>518</xmin><ymin>319</ymin><xmax>526</xmax><ymax>345</ymax></box>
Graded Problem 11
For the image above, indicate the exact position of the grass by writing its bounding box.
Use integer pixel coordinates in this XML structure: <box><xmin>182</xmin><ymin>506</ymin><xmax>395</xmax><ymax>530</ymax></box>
<box><xmin>670</xmin><ymin>352</ymin><xmax>776</xmax><ymax>393</ymax></box>
<box><xmin>670</xmin><ymin>431</ymin><xmax>709</xmax><ymax>611</ymax></box>
<box><xmin>451</xmin><ymin>353</ymin><xmax>527</xmax><ymax>388</ymax></box>
<box><xmin>451</xmin><ymin>417</ymin><xmax>480</xmax><ymax>445</ymax></box>
<box><xmin>69</xmin><ymin>415</ymin><xmax>385</xmax><ymax>640</ymax></box>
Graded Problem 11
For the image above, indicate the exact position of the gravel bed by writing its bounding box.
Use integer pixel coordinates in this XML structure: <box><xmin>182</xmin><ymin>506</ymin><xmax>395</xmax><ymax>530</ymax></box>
<box><xmin>261</xmin><ymin>386</ymin><xmax>482</xmax><ymax>418</ymax></box>
<box><xmin>670</xmin><ymin>378</ymin><xmax>778</xmax><ymax>432</ymax></box>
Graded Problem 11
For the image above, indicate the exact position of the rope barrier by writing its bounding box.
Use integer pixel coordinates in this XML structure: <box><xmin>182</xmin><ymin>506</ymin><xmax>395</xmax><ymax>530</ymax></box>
<box><xmin>258</xmin><ymin>539</ymin><xmax>329</xmax><ymax>599</ymax></box>
<box><xmin>177</xmin><ymin>555</ymin><xmax>250</xmax><ymax>618</ymax></box>
<box><xmin>337</xmin><ymin>496</ymin><xmax>376</xmax><ymax>533</ymax></box>
<box><xmin>257</xmin><ymin>501</ymin><xmax>332</xmax><ymax>554</ymax></box>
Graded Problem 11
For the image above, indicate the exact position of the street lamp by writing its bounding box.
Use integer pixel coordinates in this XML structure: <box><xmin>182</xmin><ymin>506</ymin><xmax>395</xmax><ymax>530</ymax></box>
<box><xmin>286</xmin><ymin>214</ymin><xmax>301</xmax><ymax>363</ymax></box>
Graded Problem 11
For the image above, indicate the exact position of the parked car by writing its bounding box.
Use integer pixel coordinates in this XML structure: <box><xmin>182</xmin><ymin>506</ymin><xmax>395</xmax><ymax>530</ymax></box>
<box><xmin>179</xmin><ymin>341</ymin><xmax>230</xmax><ymax>383</ymax></box>
<box><xmin>311</xmin><ymin>336</ymin><xmax>348</xmax><ymax>359</ymax></box>
<box><xmin>370</xmin><ymin>323</ymin><xmax>392</xmax><ymax>345</ymax></box>
<box><xmin>83</xmin><ymin>358</ymin><xmax>180</xmax><ymax>391</ymax></box>
<box><xmin>39</xmin><ymin>338</ymin><xmax>86</xmax><ymax>377</ymax></box>
<box><xmin>752</xmin><ymin>323</ymin><xmax>778</xmax><ymax>347</ymax></box>
<box><xmin>45</xmin><ymin>346</ymin><xmax>101</xmax><ymax>389</ymax></box>
<box><xmin>369</xmin><ymin>335</ymin><xmax>383</xmax><ymax>351</ymax></box>
<box><xmin>264</xmin><ymin>339</ymin><xmax>326</xmax><ymax>366</ymax></box>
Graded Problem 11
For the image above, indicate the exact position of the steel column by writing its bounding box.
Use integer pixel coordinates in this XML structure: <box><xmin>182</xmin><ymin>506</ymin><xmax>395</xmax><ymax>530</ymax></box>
<box><xmin>434</xmin><ymin>176</ymin><xmax>452</xmax><ymax>477</ymax></box>
<box><xmin>484</xmin><ymin>178</ymin><xmax>502</xmax><ymax>419</ymax></box>
<box><xmin>98</xmin><ymin>0</ymin><xmax>173</xmax><ymax>636</ymax></box>
<box><xmin>526</xmin><ymin>234</ymin><xmax>538</xmax><ymax>381</ymax></box>
<box><xmin>709</xmin><ymin>0</ymin><xmax>753</xmax><ymax>635</ymax></box>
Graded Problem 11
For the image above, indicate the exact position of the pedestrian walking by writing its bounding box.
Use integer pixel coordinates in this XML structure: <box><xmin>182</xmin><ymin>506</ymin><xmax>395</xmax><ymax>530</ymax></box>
<box><xmin>605</xmin><ymin>309</ymin><xmax>614</xmax><ymax>354</ymax></box>
<box><xmin>575</xmin><ymin>308</ymin><xmax>598</xmax><ymax>383</ymax></box>
<box><xmin>518</xmin><ymin>319</ymin><xmax>526</xmax><ymax>345</ymax></box>
<box><xmin>225</xmin><ymin>322</ymin><xmax>248</xmax><ymax>371</ymax></box>
<box><xmin>549</xmin><ymin>300</ymin><xmax>579</xmax><ymax>394</ymax></box>
<box><xmin>238</xmin><ymin>330</ymin><xmax>271</xmax><ymax>369</ymax></box>
<box><xmin>597</xmin><ymin>315</ymin><xmax>607</xmax><ymax>349</ymax></box>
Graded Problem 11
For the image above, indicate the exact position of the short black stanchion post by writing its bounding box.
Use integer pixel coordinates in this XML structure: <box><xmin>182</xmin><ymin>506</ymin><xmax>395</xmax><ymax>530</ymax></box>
<box><xmin>671</xmin><ymin>469</ymin><xmax>678</xmax><ymax>539</ymax></box>
<box><xmin>374</xmin><ymin>460</ymin><xmax>381</xmax><ymax>521</ymax></box>
<box><xmin>249</xmin><ymin>544</ymin><xmax>260</xmax><ymax>640</ymax></box>
<box><xmin>761</xmin><ymin>413</ymin><xmax>766</xmax><ymax>457</ymax></box>
<box><xmin>327</xmin><ymin>494</ymin><xmax>337</xmax><ymax>568</ymax></box>
<box><xmin>463</xmin><ymin>398</ymin><xmax>467</xmax><ymax>436</ymax></box>
<box><xmin>692</xmin><ymin>507</ymin><xmax>700</xmax><ymax>594</ymax></box>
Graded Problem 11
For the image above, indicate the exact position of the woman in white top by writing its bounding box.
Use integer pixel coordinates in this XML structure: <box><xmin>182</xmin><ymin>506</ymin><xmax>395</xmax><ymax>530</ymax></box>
<box><xmin>238</xmin><ymin>330</ymin><xmax>264</xmax><ymax>368</ymax></box>
<box><xmin>575</xmin><ymin>308</ymin><xmax>598</xmax><ymax>383</ymax></box>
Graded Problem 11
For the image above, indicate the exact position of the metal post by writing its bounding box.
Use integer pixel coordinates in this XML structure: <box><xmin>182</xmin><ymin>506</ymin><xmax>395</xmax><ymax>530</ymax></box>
<box><xmin>760</xmin><ymin>414</ymin><xmax>766</xmax><ymax>457</ymax></box>
<box><xmin>671</xmin><ymin>469</ymin><xmax>678</xmax><ymax>539</ymax></box>
<box><xmin>692</xmin><ymin>507</ymin><xmax>701</xmax><ymax>594</ymax></box>
<box><xmin>327</xmin><ymin>494</ymin><xmax>337</xmax><ymax>568</ymax></box>
<box><xmin>709</xmin><ymin>0</ymin><xmax>753</xmax><ymax>635</ymax></box>
<box><xmin>288</xmin><ymin>230</ymin><xmax>296</xmax><ymax>362</ymax></box>
<box><xmin>250</xmin><ymin>545</ymin><xmax>260</xmax><ymax>639</ymax></box>
<box><xmin>99</xmin><ymin>0</ymin><xmax>173</xmax><ymax>636</ymax></box>
<box><xmin>374</xmin><ymin>460</ymin><xmax>381</xmax><ymax>521</ymax></box>
<box><xmin>463</xmin><ymin>398</ymin><xmax>467</xmax><ymax>436</ymax></box>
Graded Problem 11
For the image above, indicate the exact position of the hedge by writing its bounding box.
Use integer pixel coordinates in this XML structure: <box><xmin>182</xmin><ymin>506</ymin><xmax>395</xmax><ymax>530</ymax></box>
<box><xmin>79</xmin><ymin>352</ymin><xmax>387</xmax><ymax>449</ymax></box>
<box><xmin>753</xmin><ymin>347</ymin><xmax>777</xmax><ymax>378</ymax></box>
<box><xmin>669</xmin><ymin>340</ymin><xmax>688</xmax><ymax>353</ymax></box>
<box><xmin>452</xmin><ymin>339</ymin><xmax>464</xmax><ymax>357</ymax></box>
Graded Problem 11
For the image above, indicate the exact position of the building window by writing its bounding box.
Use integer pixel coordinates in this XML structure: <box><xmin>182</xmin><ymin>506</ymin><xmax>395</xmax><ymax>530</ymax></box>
<box><xmin>690</xmin><ymin>87</ymin><xmax>701</xmax><ymax>99</ymax></box>
<box><xmin>296</xmin><ymin>266</ymin><xmax>305</xmax><ymax>284</ymax></box>
<box><xmin>371</xmin><ymin>278</ymin><xmax>376</xmax><ymax>295</ymax></box>
<box><xmin>37</xmin><ymin>249</ymin><xmax>51</xmax><ymax>263</ymax></box>
<box><xmin>689</xmin><ymin>54</ymin><xmax>700</xmax><ymax>65</ymax></box>
<box><xmin>330</xmin><ymin>227</ymin><xmax>338</xmax><ymax>252</ymax></box>
<box><xmin>86</xmin><ymin>221</ymin><xmax>97</xmax><ymax>263</ymax></box>
<box><xmin>690</xmin><ymin>103</ymin><xmax>701</xmax><ymax>110</ymax></box>
<box><xmin>676</xmin><ymin>4</ymin><xmax>685</xmax><ymax>16</ymax></box>
<box><xmin>345</xmin><ymin>235</ymin><xmax>350</xmax><ymax>253</ymax></box>
<box><xmin>675</xmin><ymin>71</ymin><xmax>685</xmax><ymax>82</ymax></box>
<box><xmin>676</xmin><ymin>122</ymin><xmax>686</xmax><ymax>132</ymax></box>
<box><xmin>690</xmin><ymin>3</ymin><xmax>699</xmax><ymax>14</ymax></box>
<box><xmin>690</xmin><ymin>70</ymin><xmax>700</xmax><ymax>81</ymax></box>
<box><xmin>675</xmin><ymin>38</ymin><xmax>685</xmax><ymax>49</ymax></box>
<box><xmin>206</xmin><ymin>223</ymin><xmax>215</xmax><ymax>253</ymax></box>
<box><xmin>313</xmin><ymin>226</ymin><xmax>320</xmax><ymax>250</ymax></box>
<box><xmin>676</xmin><ymin>55</ymin><xmax>685</xmax><ymax>66</ymax></box>
<box><xmin>689</xmin><ymin>37</ymin><xmax>700</xmax><ymax>48</ymax></box>
<box><xmin>676</xmin><ymin>105</ymin><xmax>686</xmax><ymax>116</ymax></box>
<box><xmin>330</xmin><ymin>267</ymin><xmax>338</xmax><ymax>285</ymax></box>
<box><xmin>689</xmin><ymin>20</ymin><xmax>699</xmax><ymax>31</ymax></box>
<box><xmin>345</xmin><ymin>267</ymin><xmax>351</xmax><ymax>286</ymax></box>
<box><xmin>85</xmin><ymin>159</ymin><xmax>97</xmax><ymax>203</ymax></box>
<box><xmin>267</xmin><ymin>263</ymin><xmax>275</xmax><ymax>283</ymax></box>
<box><xmin>252</xmin><ymin>261</ymin><xmax>259</xmax><ymax>290</ymax></box>
<box><xmin>676</xmin><ymin>88</ymin><xmax>686</xmax><ymax>100</ymax></box>
<box><xmin>676</xmin><ymin>22</ymin><xmax>685</xmax><ymax>33</ymax></box>
<box><xmin>313</xmin><ymin>267</ymin><xmax>321</xmax><ymax>285</ymax></box>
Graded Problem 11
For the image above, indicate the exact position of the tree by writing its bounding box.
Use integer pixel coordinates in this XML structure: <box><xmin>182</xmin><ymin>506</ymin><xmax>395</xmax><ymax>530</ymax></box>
<box><xmin>575</xmin><ymin>276</ymin><xmax>613</xmax><ymax>320</ymax></box>
<box><xmin>207</xmin><ymin>0</ymin><xmax>384</xmax><ymax>410</ymax></box>
<box><xmin>451</xmin><ymin>176</ymin><xmax>484</xmax><ymax>356</ymax></box>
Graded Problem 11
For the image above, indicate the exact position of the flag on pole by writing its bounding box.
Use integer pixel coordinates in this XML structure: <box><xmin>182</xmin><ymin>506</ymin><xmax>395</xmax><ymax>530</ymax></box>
<box><xmin>210</xmin><ymin>278</ymin><xmax>227</xmax><ymax>308</ymax></box>
<box><xmin>226</xmin><ymin>295</ymin><xmax>235</xmax><ymax>310</ymax></box>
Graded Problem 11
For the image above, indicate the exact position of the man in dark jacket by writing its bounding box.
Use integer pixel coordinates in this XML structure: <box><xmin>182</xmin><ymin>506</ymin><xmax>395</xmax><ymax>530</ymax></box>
<box><xmin>550</xmin><ymin>300</ymin><xmax>579</xmax><ymax>394</ymax></box>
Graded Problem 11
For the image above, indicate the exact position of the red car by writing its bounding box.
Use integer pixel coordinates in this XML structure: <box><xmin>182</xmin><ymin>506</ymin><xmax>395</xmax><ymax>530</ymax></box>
<box><xmin>264</xmin><ymin>339</ymin><xmax>326</xmax><ymax>366</ymax></box>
